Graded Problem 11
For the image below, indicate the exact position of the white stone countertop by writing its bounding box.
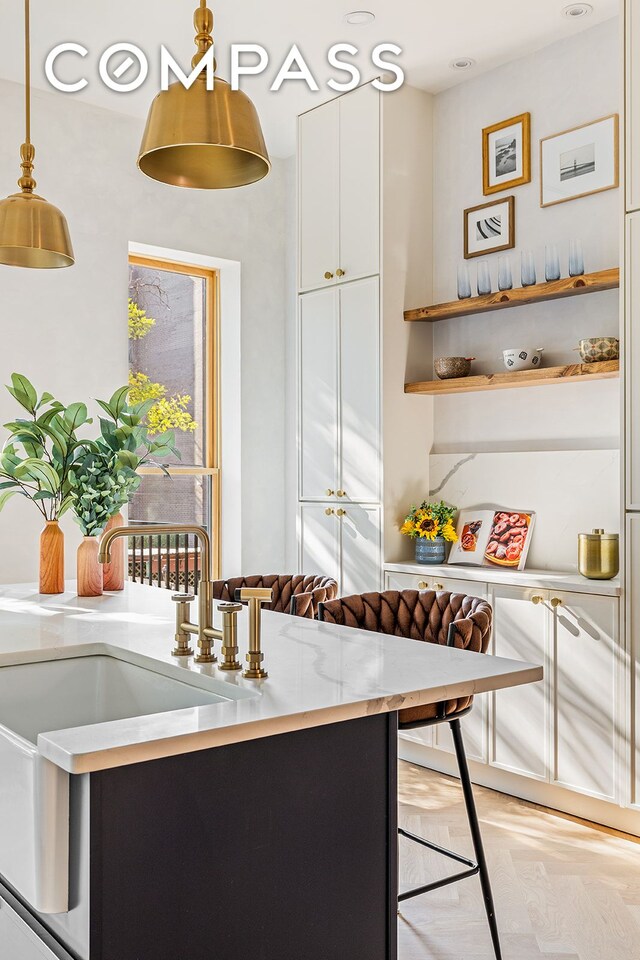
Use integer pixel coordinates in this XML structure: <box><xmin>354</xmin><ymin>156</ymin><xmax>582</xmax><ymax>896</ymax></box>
<box><xmin>0</xmin><ymin>582</ymin><xmax>542</xmax><ymax>775</ymax></box>
<box><xmin>384</xmin><ymin>561</ymin><xmax>621</xmax><ymax>597</ymax></box>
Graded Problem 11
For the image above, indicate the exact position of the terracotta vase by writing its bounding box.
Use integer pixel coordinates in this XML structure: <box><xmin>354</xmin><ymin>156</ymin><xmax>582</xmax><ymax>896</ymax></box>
<box><xmin>77</xmin><ymin>536</ymin><xmax>103</xmax><ymax>598</ymax></box>
<box><xmin>39</xmin><ymin>520</ymin><xmax>65</xmax><ymax>595</ymax></box>
<box><xmin>102</xmin><ymin>511</ymin><xmax>125</xmax><ymax>591</ymax></box>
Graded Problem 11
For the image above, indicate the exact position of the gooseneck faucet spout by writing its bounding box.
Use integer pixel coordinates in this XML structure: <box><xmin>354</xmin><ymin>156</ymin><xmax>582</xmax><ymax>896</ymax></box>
<box><xmin>98</xmin><ymin>523</ymin><xmax>215</xmax><ymax>662</ymax></box>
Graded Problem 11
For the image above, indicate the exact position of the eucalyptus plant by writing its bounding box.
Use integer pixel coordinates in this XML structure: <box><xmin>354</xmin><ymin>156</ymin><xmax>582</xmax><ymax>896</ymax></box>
<box><xmin>67</xmin><ymin>385</ymin><xmax>181</xmax><ymax>535</ymax></box>
<box><xmin>0</xmin><ymin>373</ymin><xmax>94</xmax><ymax>521</ymax></box>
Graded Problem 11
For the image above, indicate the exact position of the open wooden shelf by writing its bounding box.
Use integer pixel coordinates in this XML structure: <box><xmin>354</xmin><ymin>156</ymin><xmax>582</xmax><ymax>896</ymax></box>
<box><xmin>404</xmin><ymin>268</ymin><xmax>619</xmax><ymax>322</ymax></box>
<box><xmin>405</xmin><ymin>359</ymin><xmax>619</xmax><ymax>395</ymax></box>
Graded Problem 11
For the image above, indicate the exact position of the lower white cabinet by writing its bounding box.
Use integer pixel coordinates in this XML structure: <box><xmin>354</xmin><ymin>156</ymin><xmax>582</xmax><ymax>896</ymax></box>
<box><xmin>553</xmin><ymin>591</ymin><xmax>619</xmax><ymax>801</ymax></box>
<box><xmin>0</xmin><ymin>895</ymin><xmax>64</xmax><ymax>959</ymax></box>
<box><xmin>300</xmin><ymin>503</ymin><xmax>382</xmax><ymax>594</ymax></box>
<box><xmin>491</xmin><ymin>585</ymin><xmax>550</xmax><ymax>780</ymax></box>
<box><xmin>386</xmin><ymin>566</ymin><xmax>624</xmax><ymax>818</ymax></box>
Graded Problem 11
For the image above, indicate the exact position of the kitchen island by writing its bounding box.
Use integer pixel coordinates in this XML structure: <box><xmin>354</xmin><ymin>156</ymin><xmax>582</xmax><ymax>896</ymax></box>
<box><xmin>0</xmin><ymin>583</ymin><xmax>541</xmax><ymax>960</ymax></box>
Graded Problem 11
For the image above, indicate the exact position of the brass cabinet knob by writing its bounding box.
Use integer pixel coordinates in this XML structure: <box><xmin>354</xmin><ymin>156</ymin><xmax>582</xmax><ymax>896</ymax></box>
<box><xmin>324</xmin><ymin>271</ymin><xmax>334</xmax><ymax>280</ymax></box>
<box><xmin>336</xmin><ymin>508</ymin><xmax>347</xmax><ymax>517</ymax></box>
<box><xmin>551</xmin><ymin>597</ymin><xmax>563</xmax><ymax>608</ymax></box>
<box><xmin>531</xmin><ymin>595</ymin><xmax>544</xmax><ymax>605</ymax></box>
<box><xmin>326</xmin><ymin>488</ymin><xmax>335</xmax><ymax>497</ymax></box>
<box><xmin>336</xmin><ymin>268</ymin><xmax>346</xmax><ymax>277</ymax></box>
<box><xmin>433</xmin><ymin>583</ymin><xmax>444</xmax><ymax>591</ymax></box>
<box><xmin>418</xmin><ymin>581</ymin><xmax>429</xmax><ymax>589</ymax></box>
<box><xmin>325</xmin><ymin>507</ymin><xmax>335</xmax><ymax>516</ymax></box>
<box><xmin>336</xmin><ymin>489</ymin><xmax>346</xmax><ymax>498</ymax></box>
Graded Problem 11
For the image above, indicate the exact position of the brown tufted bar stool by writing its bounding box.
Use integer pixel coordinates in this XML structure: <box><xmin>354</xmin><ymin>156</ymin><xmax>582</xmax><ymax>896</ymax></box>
<box><xmin>211</xmin><ymin>574</ymin><xmax>338</xmax><ymax>620</ymax></box>
<box><xmin>317</xmin><ymin>589</ymin><xmax>501</xmax><ymax>960</ymax></box>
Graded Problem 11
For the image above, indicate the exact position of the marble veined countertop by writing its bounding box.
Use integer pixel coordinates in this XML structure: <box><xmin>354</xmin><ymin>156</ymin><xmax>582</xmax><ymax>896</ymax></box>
<box><xmin>0</xmin><ymin>582</ymin><xmax>541</xmax><ymax>774</ymax></box>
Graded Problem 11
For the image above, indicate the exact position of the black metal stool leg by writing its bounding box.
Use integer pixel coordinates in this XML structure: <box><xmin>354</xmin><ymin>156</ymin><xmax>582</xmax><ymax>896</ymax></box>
<box><xmin>450</xmin><ymin>717</ymin><xmax>503</xmax><ymax>960</ymax></box>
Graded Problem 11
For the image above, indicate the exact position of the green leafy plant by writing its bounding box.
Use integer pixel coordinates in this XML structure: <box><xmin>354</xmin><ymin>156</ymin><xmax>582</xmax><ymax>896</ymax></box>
<box><xmin>0</xmin><ymin>373</ymin><xmax>94</xmax><ymax>521</ymax></box>
<box><xmin>69</xmin><ymin>454</ymin><xmax>133</xmax><ymax>537</ymax></box>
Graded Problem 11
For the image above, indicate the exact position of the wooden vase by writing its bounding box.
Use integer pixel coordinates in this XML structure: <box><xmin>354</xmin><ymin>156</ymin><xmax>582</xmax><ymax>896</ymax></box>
<box><xmin>77</xmin><ymin>536</ymin><xmax>103</xmax><ymax>598</ymax></box>
<box><xmin>39</xmin><ymin>520</ymin><xmax>65</xmax><ymax>595</ymax></box>
<box><xmin>102</xmin><ymin>511</ymin><xmax>125</xmax><ymax>591</ymax></box>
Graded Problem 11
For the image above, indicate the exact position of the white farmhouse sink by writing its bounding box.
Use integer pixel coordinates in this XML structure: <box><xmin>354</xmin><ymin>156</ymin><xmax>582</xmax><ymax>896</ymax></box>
<box><xmin>0</xmin><ymin>651</ymin><xmax>256</xmax><ymax>914</ymax></box>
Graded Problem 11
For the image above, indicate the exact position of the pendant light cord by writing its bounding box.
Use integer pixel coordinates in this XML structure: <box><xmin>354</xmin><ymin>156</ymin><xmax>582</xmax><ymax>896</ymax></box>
<box><xmin>24</xmin><ymin>0</ymin><xmax>31</xmax><ymax>144</ymax></box>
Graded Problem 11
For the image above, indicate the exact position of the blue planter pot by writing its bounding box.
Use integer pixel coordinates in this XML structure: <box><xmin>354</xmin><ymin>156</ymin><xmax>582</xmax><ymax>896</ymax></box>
<box><xmin>415</xmin><ymin>536</ymin><xmax>446</xmax><ymax>565</ymax></box>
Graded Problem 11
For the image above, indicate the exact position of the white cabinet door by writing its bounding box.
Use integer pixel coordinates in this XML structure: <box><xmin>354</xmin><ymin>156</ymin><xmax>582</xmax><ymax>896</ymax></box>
<box><xmin>553</xmin><ymin>591</ymin><xmax>619</xmax><ymax>801</ymax></box>
<box><xmin>490</xmin><ymin>585</ymin><xmax>549</xmax><ymax>780</ymax></box>
<box><xmin>626</xmin><ymin>214</ymin><xmax>640</xmax><ymax>508</ymax></box>
<box><xmin>0</xmin><ymin>897</ymin><xmax>62</xmax><ymax>959</ymax></box>
<box><xmin>299</xmin><ymin>289</ymin><xmax>339</xmax><ymax>500</ymax></box>
<box><xmin>299</xmin><ymin>503</ymin><xmax>341</xmax><ymax>584</ymax></box>
<box><xmin>628</xmin><ymin>515</ymin><xmax>640</xmax><ymax>807</ymax></box>
<box><xmin>627</xmin><ymin>0</ymin><xmax>640</xmax><ymax>212</ymax></box>
<box><xmin>340</xmin><ymin>504</ymin><xmax>382</xmax><ymax>595</ymax></box>
<box><xmin>339</xmin><ymin>83</ymin><xmax>380</xmax><ymax>282</ymax></box>
<box><xmin>299</xmin><ymin>100</ymin><xmax>340</xmax><ymax>292</ymax></box>
<box><xmin>339</xmin><ymin>278</ymin><xmax>380</xmax><ymax>503</ymax></box>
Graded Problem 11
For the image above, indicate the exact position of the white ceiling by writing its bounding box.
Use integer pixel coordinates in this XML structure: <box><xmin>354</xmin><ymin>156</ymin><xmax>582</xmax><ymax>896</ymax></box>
<box><xmin>0</xmin><ymin>0</ymin><xmax>619</xmax><ymax>158</ymax></box>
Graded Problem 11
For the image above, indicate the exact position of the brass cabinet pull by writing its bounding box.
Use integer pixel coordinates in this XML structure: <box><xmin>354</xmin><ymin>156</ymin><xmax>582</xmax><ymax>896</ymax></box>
<box><xmin>325</xmin><ymin>507</ymin><xmax>335</xmax><ymax>516</ymax></box>
<box><xmin>417</xmin><ymin>581</ymin><xmax>429</xmax><ymax>589</ymax></box>
<box><xmin>433</xmin><ymin>583</ymin><xmax>444</xmax><ymax>590</ymax></box>
<box><xmin>324</xmin><ymin>271</ymin><xmax>334</xmax><ymax>280</ymax></box>
<box><xmin>551</xmin><ymin>597</ymin><xmax>563</xmax><ymax>608</ymax></box>
<box><xmin>336</xmin><ymin>489</ymin><xmax>346</xmax><ymax>498</ymax></box>
<box><xmin>326</xmin><ymin>488</ymin><xmax>335</xmax><ymax>496</ymax></box>
<box><xmin>531</xmin><ymin>595</ymin><xmax>544</xmax><ymax>605</ymax></box>
<box><xmin>336</xmin><ymin>508</ymin><xmax>347</xmax><ymax>517</ymax></box>
<box><xmin>336</xmin><ymin>268</ymin><xmax>346</xmax><ymax>277</ymax></box>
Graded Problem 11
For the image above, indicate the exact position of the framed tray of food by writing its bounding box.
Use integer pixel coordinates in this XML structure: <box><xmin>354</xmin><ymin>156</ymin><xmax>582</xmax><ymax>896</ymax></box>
<box><xmin>447</xmin><ymin>508</ymin><xmax>536</xmax><ymax>570</ymax></box>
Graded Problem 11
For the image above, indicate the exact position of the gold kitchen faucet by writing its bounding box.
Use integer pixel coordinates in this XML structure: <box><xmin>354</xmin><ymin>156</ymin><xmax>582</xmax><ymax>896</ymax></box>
<box><xmin>99</xmin><ymin>524</ymin><xmax>272</xmax><ymax>674</ymax></box>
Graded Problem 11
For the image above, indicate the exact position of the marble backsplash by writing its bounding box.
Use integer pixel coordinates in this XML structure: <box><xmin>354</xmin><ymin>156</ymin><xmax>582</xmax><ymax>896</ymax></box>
<box><xmin>429</xmin><ymin>449</ymin><xmax>619</xmax><ymax>572</ymax></box>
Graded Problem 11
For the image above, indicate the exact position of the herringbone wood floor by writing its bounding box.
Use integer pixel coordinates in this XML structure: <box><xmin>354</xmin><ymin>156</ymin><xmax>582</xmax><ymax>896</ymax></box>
<box><xmin>397</xmin><ymin>761</ymin><xmax>640</xmax><ymax>960</ymax></box>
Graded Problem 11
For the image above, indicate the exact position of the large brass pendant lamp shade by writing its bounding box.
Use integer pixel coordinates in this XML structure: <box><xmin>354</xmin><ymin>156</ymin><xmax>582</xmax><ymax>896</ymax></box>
<box><xmin>138</xmin><ymin>1</ymin><xmax>270</xmax><ymax>189</ymax></box>
<box><xmin>0</xmin><ymin>0</ymin><xmax>74</xmax><ymax>268</ymax></box>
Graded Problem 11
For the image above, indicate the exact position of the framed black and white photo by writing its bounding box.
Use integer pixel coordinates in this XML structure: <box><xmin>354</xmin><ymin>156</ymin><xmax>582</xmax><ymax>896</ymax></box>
<box><xmin>540</xmin><ymin>114</ymin><xmax>619</xmax><ymax>207</ymax></box>
<box><xmin>464</xmin><ymin>196</ymin><xmax>515</xmax><ymax>259</ymax></box>
<box><xmin>482</xmin><ymin>113</ymin><xmax>531</xmax><ymax>195</ymax></box>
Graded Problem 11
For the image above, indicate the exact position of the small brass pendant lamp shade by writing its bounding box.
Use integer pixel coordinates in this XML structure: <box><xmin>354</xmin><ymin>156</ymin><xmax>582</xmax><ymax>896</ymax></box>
<box><xmin>137</xmin><ymin>1</ymin><xmax>270</xmax><ymax>189</ymax></box>
<box><xmin>0</xmin><ymin>0</ymin><xmax>74</xmax><ymax>268</ymax></box>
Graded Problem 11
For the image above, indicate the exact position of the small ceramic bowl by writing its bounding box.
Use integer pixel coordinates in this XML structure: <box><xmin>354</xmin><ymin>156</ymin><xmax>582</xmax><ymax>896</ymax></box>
<box><xmin>502</xmin><ymin>348</ymin><xmax>544</xmax><ymax>371</ymax></box>
<box><xmin>577</xmin><ymin>337</ymin><xmax>619</xmax><ymax>362</ymax></box>
<box><xmin>434</xmin><ymin>356</ymin><xmax>475</xmax><ymax>379</ymax></box>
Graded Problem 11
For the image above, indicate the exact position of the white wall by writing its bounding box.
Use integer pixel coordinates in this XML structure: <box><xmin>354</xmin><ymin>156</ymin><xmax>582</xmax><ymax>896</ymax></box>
<box><xmin>429</xmin><ymin>18</ymin><xmax>620</xmax><ymax>453</ymax></box>
<box><xmin>0</xmin><ymin>79</ymin><xmax>289</xmax><ymax>583</ymax></box>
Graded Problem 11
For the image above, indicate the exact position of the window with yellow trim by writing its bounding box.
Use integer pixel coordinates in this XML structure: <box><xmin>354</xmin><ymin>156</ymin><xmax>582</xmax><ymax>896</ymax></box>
<box><xmin>127</xmin><ymin>255</ymin><xmax>220</xmax><ymax>575</ymax></box>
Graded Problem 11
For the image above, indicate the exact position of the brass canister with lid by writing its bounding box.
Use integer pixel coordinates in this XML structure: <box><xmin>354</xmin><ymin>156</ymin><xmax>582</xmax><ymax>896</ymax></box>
<box><xmin>578</xmin><ymin>529</ymin><xmax>619</xmax><ymax>580</ymax></box>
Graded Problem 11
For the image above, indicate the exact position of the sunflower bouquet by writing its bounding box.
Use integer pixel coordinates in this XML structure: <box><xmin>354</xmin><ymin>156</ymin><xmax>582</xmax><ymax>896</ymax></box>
<box><xmin>400</xmin><ymin>500</ymin><xmax>458</xmax><ymax>542</ymax></box>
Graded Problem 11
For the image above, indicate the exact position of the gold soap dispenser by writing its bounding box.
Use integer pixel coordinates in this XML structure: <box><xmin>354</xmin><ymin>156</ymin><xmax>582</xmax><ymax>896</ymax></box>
<box><xmin>578</xmin><ymin>529</ymin><xmax>619</xmax><ymax>580</ymax></box>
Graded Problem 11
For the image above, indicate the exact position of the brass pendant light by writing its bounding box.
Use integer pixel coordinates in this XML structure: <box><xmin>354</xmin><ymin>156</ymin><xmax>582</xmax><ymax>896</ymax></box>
<box><xmin>0</xmin><ymin>0</ymin><xmax>74</xmax><ymax>268</ymax></box>
<box><xmin>138</xmin><ymin>0</ymin><xmax>270</xmax><ymax>189</ymax></box>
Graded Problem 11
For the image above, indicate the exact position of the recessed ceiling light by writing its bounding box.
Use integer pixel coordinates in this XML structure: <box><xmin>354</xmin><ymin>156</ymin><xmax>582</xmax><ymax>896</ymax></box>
<box><xmin>562</xmin><ymin>3</ymin><xmax>593</xmax><ymax>18</ymax></box>
<box><xmin>450</xmin><ymin>57</ymin><xmax>476</xmax><ymax>71</ymax></box>
<box><xmin>344</xmin><ymin>10</ymin><xmax>375</xmax><ymax>25</ymax></box>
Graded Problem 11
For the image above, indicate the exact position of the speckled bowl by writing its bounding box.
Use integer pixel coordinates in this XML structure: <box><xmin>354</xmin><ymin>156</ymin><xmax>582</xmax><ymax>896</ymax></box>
<box><xmin>578</xmin><ymin>337</ymin><xmax>619</xmax><ymax>362</ymax></box>
<box><xmin>434</xmin><ymin>356</ymin><xmax>474</xmax><ymax>379</ymax></box>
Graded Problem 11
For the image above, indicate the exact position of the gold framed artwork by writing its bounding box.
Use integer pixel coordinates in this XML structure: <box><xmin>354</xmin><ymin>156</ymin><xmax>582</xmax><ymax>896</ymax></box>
<box><xmin>540</xmin><ymin>114</ymin><xmax>619</xmax><ymax>207</ymax></box>
<box><xmin>464</xmin><ymin>196</ymin><xmax>515</xmax><ymax>259</ymax></box>
<box><xmin>482</xmin><ymin>113</ymin><xmax>531</xmax><ymax>195</ymax></box>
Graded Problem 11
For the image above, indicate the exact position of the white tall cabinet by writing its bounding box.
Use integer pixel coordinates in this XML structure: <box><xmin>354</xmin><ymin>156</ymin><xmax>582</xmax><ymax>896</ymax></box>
<box><xmin>297</xmin><ymin>81</ymin><xmax>434</xmax><ymax>591</ymax></box>
<box><xmin>626</xmin><ymin>0</ymin><xmax>640</xmax><ymax>816</ymax></box>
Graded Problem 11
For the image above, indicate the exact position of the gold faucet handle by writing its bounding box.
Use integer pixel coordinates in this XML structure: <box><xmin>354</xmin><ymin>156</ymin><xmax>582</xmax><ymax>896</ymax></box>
<box><xmin>171</xmin><ymin>594</ymin><xmax>195</xmax><ymax>658</ymax></box>
<box><xmin>217</xmin><ymin>602</ymin><xmax>243</xmax><ymax>671</ymax></box>
<box><xmin>234</xmin><ymin>587</ymin><xmax>273</xmax><ymax>603</ymax></box>
<box><xmin>235</xmin><ymin>588</ymin><xmax>272</xmax><ymax>680</ymax></box>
